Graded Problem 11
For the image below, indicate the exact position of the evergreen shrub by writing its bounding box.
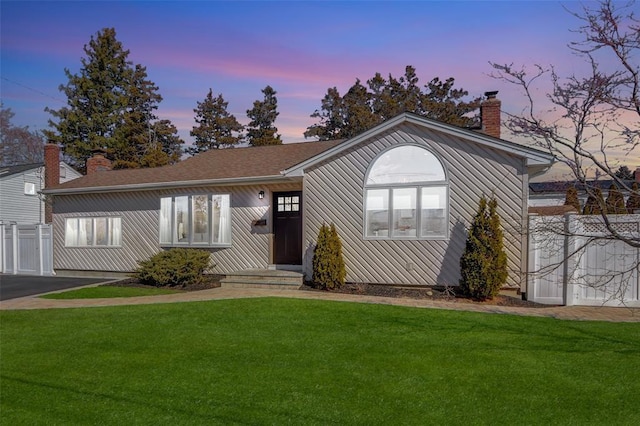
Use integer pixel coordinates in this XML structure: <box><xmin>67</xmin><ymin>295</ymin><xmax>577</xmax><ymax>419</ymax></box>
<box><xmin>312</xmin><ymin>223</ymin><xmax>346</xmax><ymax>290</ymax></box>
<box><xmin>135</xmin><ymin>248</ymin><xmax>212</xmax><ymax>287</ymax></box>
<box><xmin>626</xmin><ymin>182</ymin><xmax>640</xmax><ymax>213</ymax></box>
<box><xmin>564</xmin><ymin>186</ymin><xmax>581</xmax><ymax>212</ymax></box>
<box><xmin>459</xmin><ymin>196</ymin><xmax>508</xmax><ymax>300</ymax></box>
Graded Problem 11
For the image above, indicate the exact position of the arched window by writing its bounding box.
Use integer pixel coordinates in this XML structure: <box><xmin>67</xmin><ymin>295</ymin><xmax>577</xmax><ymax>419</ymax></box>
<box><xmin>364</xmin><ymin>145</ymin><xmax>448</xmax><ymax>239</ymax></box>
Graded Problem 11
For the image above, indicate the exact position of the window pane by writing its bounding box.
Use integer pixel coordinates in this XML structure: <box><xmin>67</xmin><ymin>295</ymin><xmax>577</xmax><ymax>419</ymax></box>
<box><xmin>175</xmin><ymin>196</ymin><xmax>189</xmax><ymax>243</ymax></box>
<box><xmin>110</xmin><ymin>217</ymin><xmax>122</xmax><ymax>246</ymax></box>
<box><xmin>212</xmin><ymin>194</ymin><xmax>230</xmax><ymax>244</ymax></box>
<box><xmin>367</xmin><ymin>146</ymin><xmax>445</xmax><ymax>184</ymax></box>
<box><xmin>366</xmin><ymin>189</ymin><xmax>389</xmax><ymax>237</ymax></box>
<box><xmin>192</xmin><ymin>195</ymin><xmax>209</xmax><ymax>243</ymax></box>
<box><xmin>392</xmin><ymin>188</ymin><xmax>417</xmax><ymax>237</ymax></box>
<box><xmin>421</xmin><ymin>187</ymin><xmax>447</xmax><ymax>237</ymax></box>
<box><xmin>78</xmin><ymin>218</ymin><xmax>93</xmax><ymax>246</ymax></box>
<box><xmin>65</xmin><ymin>219</ymin><xmax>78</xmax><ymax>246</ymax></box>
<box><xmin>95</xmin><ymin>218</ymin><xmax>107</xmax><ymax>246</ymax></box>
<box><xmin>159</xmin><ymin>198</ymin><xmax>172</xmax><ymax>244</ymax></box>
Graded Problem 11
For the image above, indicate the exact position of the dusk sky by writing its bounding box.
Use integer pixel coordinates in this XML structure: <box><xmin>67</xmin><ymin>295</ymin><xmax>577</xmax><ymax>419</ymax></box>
<box><xmin>2</xmin><ymin>1</ymin><xmax>637</xmax><ymax>177</ymax></box>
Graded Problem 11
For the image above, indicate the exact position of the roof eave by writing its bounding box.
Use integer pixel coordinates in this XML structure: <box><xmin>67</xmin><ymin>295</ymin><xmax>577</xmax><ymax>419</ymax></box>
<box><xmin>42</xmin><ymin>174</ymin><xmax>295</xmax><ymax>195</ymax></box>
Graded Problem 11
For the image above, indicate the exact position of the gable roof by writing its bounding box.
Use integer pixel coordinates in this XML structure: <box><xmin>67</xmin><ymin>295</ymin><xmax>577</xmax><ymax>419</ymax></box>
<box><xmin>44</xmin><ymin>140</ymin><xmax>343</xmax><ymax>194</ymax></box>
<box><xmin>284</xmin><ymin>112</ymin><xmax>555</xmax><ymax>177</ymax></box>
<box><xmin>0</xmin><ymin>163</ymin><xmax>43</xmax><ymax>179</ymax></box>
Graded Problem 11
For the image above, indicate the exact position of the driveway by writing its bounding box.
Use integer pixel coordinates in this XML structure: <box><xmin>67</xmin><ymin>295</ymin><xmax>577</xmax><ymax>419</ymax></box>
<box><xmin>0</xmin><ymin>275</ymin><xmax>113</xmax><ymax>301</ymax></box>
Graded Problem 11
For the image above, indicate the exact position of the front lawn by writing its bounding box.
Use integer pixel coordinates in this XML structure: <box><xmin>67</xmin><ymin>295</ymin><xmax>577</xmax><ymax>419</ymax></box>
<box><xmin>41</xmin><ymin>285</ymin><xmax>182</xmax><ymax>299</ymax></box>
<box><xmin>1</xmin><ymin>298</ymin><xmax>638</xmax><ymax>424</ymax></box>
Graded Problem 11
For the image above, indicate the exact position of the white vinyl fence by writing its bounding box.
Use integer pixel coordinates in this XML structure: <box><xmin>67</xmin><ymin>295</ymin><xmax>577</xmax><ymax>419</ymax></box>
<box><xmin>528</xmin><ymin>214</ymin><xmax>640</xmax><ymax>307</ymax></box>
<box><xmin>0</xmin><ymin>222</ymin><xmax>53</xmax><ymax>276</ymax></box>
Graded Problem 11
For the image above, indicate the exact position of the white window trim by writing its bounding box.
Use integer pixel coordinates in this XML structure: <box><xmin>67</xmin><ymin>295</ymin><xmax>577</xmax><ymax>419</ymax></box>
<box><xmin>159</xmin><ymin>193</ymin><xmax>232</xmax><ymax>248</ymax></box>
<box><xmin>363</xmin><ymin>144</ymin><xmax>450</xmax><ymax>240</ymax></box>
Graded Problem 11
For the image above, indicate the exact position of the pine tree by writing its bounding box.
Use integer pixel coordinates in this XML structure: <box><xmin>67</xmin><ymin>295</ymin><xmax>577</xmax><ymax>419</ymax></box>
<box><xmin>606</xmin><ymin>184</ymin><xmax>627</xmax><ymax>214</ymax></box>
<box><xmin>583</xmin><ymin>188</ymin><xmax>605</xmax><ymax>215</ymax></box>
<box><xmin>44</xmin><ymin>27</ymin><xmax>183</xmax><ymax>171</ymax></box>
<box><xmin>187</xmin><ymin>88</ymin><xmax>243</xmax><ymax>154</ymax></box>
<box><xmin>246</xmin><ymin>85</ymin><xmax>281</xmax><ymax>146</ymax></box>
<box><xmin>627</xmin><ymin>182</ymin><xmax>640</xmax><ymax>213</ymax></box>
<box><xmin>459</xmin><ymin>196</ymin><xmax>508</xmax><ymax>300</ymax></box>
<box><xmin>614</xmin><ymin>165</ymin><xmax>634</xmax><ymax>180</ymax></box>
<box><xmin>312</xmin><ymin>223</ymin><xmax>346</xmax><ymax>290</ymax></box>
<box><xmin>306</xmin><ymin>65</ymin><xmax>481</xmax><ymax>140</ymax></box>
<box><xmin>563</xmin><ymin>185</ymin><xmax>581</xmax><ymax>212</ymax></box>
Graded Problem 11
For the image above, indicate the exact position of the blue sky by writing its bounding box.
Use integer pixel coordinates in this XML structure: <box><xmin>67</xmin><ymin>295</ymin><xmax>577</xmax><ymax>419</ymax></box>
<box><xmin>2</xmin><ymin>0</ymin><xmax>635</xmax><ymax>176</ymax></box>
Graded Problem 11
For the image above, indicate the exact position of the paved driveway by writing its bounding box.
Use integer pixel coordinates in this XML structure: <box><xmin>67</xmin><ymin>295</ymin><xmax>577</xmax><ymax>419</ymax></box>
<box><xmin>0</xmin><ymin>275</ymin><xmax>112</xmax><ymax>301</ymax></box>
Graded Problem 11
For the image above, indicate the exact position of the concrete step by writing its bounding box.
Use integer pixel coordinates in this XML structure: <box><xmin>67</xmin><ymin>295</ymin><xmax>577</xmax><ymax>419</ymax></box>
<box><xmin>221</xmin><ymin>268</ymin><xmax>303</xmax><ymax>289</ymax></box>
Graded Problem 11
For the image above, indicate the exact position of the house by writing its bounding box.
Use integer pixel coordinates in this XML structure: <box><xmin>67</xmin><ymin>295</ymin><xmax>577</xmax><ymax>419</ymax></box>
<box><xmin>42</xmin><ymin>93</ymin><xmax>554</xmax><ymax>294</ymax></box>
<box><xmin>0</xmin><ymin>159</ymin><xmax>81</xmax><ymax>225</ymax></box>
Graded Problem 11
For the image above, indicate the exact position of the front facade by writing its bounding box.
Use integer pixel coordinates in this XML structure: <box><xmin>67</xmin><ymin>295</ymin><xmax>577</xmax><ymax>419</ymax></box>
<box><xmin>45</xmin><ymin>112</ymin><xmax>553</xmax><ymax>291</ymax></box>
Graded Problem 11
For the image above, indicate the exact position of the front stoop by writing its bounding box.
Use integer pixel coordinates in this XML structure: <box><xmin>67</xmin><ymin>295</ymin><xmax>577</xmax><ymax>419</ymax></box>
<box><xmin>221</xmin><ymin>269</ymin><xmax>303</xmax><ymax>290</ymax></box>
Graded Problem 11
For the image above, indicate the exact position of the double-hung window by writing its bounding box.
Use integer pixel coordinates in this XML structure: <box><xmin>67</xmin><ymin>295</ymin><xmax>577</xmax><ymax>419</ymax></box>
<box><xmin>65</xmin><ymin>217</ymin><xmax>122</xmax><ymax>247</ymax></box>
<box><xmin>159</xmin><ymin>194</ymin><xmax>231</xmax><ymax>246</ymax></box>
<box><xmin>364</xmin><ymin>145</ymin><xmax>449</xmax><ymax>239</ymax></box>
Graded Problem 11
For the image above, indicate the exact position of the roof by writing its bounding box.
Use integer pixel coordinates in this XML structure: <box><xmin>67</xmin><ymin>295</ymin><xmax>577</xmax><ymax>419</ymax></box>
<box><xmin>284</xmin><ymin>112</ymin><xmax>555</xmax><ymax>177</ymax></box>
<box><xmin>44</xmin><ymin>140</ymin><xmax>343</xmax><ymax>194</ymax></box>
<box><xmin>0</xmin><ymin>163</ymin><xmax>43</xmax><ymax>179</ymax></box>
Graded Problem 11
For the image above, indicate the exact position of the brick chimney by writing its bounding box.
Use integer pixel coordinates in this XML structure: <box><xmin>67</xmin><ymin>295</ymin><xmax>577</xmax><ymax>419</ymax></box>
<box><xmin>481</xmin><ymin>91</ymin><xmax>501</xmax><ymax>139</ymax></box>
<box><xmin>44</xmin><ymin>142</ymin><xmax>61</xmax><ymax>224</ymax></box>
<box><xmin>86</xmin><ymin>149</ymin><xmax>112</xmax><ymax>174</ymax></box>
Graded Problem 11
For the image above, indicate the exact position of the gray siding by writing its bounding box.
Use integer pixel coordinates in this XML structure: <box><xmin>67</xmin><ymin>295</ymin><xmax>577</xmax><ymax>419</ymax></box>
<box><xmin>0</xmin><ymin>168</ymin><xmax>44</xmax><ymax>224</ymax></box>
<box><xmin>52</xmin><ymin>183</ymin><xmax>300</xmax><ymax>273</ymax></box>
<box><xmin>303</xmin><ymin>123</ymin><xmax>527</xmax><ymax>288</ymax></box>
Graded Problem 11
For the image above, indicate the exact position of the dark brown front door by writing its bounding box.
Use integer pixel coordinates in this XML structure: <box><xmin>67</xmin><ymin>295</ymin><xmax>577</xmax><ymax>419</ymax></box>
<box><xmin>273</xmin><ymin>191</ymin><xmax>302</xmax><ymax>265</ymax></box>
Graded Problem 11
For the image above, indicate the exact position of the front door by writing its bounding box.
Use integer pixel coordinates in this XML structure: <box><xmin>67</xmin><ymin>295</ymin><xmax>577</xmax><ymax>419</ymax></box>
<box><xmin>273</xmin><ymin>191</ymin><xmax>302</xmax><ymax>265</ymax></box>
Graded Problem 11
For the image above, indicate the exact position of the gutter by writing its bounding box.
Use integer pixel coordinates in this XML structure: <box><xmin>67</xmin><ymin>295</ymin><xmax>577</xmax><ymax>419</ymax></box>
<box><xmin>41</xmin><ymin>174</ymin><xmax>296</xmax><ymax>195</ymax></box>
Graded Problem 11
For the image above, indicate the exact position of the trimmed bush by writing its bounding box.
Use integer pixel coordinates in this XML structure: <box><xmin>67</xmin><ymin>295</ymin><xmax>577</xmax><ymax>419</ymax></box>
<box><xmin>312</xmin><ymin>223</ymin><xmax>346</xmax><ymax>290</ymax></box>
<box><xmin>606</xmin><ymin>184</ymin><xmax>627</xmax><ymax>214</ymax></box>
<box><xmin>583</xmin><ymin>188</ymin><xmax>604</xmax><ymax>215</ymax></box>
<box><xmin>459</xmin><ymin>196</ymin><xmax>508</xmax><ymax>300</ymax></box>
<box><xmin>134</xmin><ymin>248</ymin><xmax>212</xmax><ymax>287</ymax></box>
<box><xmin>626</xmin><ymin>182</ymin><xmax>640</xmax><ymax>213</ymax></box>
<box><xmin>564</xmin><ymin>186</ymin><xmax>581</xmax><ymax>212</ymax></box>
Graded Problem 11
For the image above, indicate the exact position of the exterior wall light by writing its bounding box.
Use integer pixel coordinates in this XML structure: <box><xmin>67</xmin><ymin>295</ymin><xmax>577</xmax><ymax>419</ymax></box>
<box><xmin>258</xmin><ymin>190</ymin><xmax>265</xmax><ymax>200</ymax></box>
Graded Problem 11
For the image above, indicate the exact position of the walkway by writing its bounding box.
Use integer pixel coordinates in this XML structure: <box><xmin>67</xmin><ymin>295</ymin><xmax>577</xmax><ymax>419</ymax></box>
<box><xmin>1</xmin><ymin>285</ymin><xmax>639</xmax><ymax>322</ymax></box>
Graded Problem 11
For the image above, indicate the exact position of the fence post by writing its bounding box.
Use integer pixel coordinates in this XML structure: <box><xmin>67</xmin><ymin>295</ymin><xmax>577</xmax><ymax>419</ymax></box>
<box><xmin>0</xmin><ymin>223</ymin><xmax>4</xmax><ymax>273</ymax></box>
<box><xmin>563</xmin><ymin>213</ymin><xmax>580</xmax><ymax>306</ymax></box>
<box><xmin>11</xmin><ymin>223</ymin><xmax>18</xmax><ymax>275</ymax></box>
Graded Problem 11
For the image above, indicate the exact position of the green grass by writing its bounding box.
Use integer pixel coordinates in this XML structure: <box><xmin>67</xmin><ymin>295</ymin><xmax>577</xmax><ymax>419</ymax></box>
<box><xmin>1</xmin><ymin>298</ymin><xmax>639</xmax><ymax>425</ymax></box>
<box><xmin>40</xmin><ymin>285</ymin><xmax>182</xmax><ymax>299</ymax></box>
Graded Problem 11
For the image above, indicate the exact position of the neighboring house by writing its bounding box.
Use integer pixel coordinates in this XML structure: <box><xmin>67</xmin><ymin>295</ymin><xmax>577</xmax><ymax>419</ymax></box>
<box><xmin>43</xmin><ymin>94</ymin><xmax>554</xmax><ymax>294</ymax></box>
<box><xmin>0</xmin><ymin>161</ymin><xmax>81</xmax><ymax>225</ymax></box>
<box><xmin>529</xmin><ymin>176</ymin><xmax>640</xmax><ymax>209</ymax></box>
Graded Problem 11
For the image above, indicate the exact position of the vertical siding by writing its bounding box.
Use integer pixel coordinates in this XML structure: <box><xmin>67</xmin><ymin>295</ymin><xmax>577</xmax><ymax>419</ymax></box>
<box><xmin>0</xmin><ymin>168</ymin><xmax>44</xmax><ymax>224</ymax></box>
<box><xmin>52</xmin><ymin>182</ymin><xmax>300</xmax><ymax>273</ymax></box>
<box><xmin>304</xmin><ymin>123</ymin><xmax>527</xmax><ymax>288</ymax></box>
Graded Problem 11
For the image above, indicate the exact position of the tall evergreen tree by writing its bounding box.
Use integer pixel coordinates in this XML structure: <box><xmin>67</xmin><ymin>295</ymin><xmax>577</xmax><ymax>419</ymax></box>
<box><xmin>614</xmin><ymin>165</ymin><xmax>634</xmax><ymax>180</ymax></box>
<box><xmin>564</xmin><ymin>185</ymin><xmax>581</xmax><ymax>212</ymax></box>
<box><xmin>626</xmin><ymin>182</ymin><xmax>640</xmax><ymax>213</ymax></box>
<box><xmin>306</xmin><ymin>65</ymin><xmax>481</xmax><ymax>141</ymax></box>
<box><xmin>246</xmin><ymin>85</ymin><xmax>281</xmax><ymax>146</ymax></box>
<box><xmin>187</xmin><ymin>88</ymin><xmax>243</xmax><ymax>154</ymax></box>
<box><xmin>459</xmin><ymin>196</ymin><xmax>508</xmax><ymax>300</ymax></box>
<box><xmin>44</xmin><ymin>27</ymin><xmax>183</xmax><ymax>171</ymax></box>
<box><xmin>606</xmin><ymin>184</ymin><xmax>627</xmax><ymax>214</ymax></box>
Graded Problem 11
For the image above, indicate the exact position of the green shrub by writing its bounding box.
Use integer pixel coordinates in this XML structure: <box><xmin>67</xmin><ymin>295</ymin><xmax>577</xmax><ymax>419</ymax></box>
<box><xmin>564</xmin><ymin>186</ymin><xmax>581</xmax><ymax>212</ymax></box>
<box><xmin>459</xmin><ymin>196</ymin><xmax>508</xmax><ymax>300</ymax></box>
<box><xmin>626</xmin><ymin>182</ymin><xmax>640</xmax><ymax>213</ymax></box>
<box><xmin>606</xmin><ymin>184</ymin><xmax>627</xmax><ymax>214</ymax></box>
<box><xmin>134</xmin><ymin>248</ymin><xmax>212</xmax><ymax>287</ymax></box>
<box><xmin>312</xmin><ymin>223</ymin><xmax>346</xmax><ymax>290</ymax></box>
<box><xmin>583</xmin><ymin>188</ymin><xmax>604</xmax><ymax>215</ymax></box>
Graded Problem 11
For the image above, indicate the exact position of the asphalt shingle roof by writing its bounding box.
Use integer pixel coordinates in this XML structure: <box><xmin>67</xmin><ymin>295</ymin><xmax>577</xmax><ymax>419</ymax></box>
<box><xmin>49</xmin><ymin>140</ymin><xmax>343</xmax><ymax>192</ymax></box>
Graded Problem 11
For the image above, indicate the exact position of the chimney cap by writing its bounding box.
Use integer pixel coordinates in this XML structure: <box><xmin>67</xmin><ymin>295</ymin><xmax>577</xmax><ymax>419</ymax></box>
<box><xmin>484</xmin><ymin>91</ymin><xmax>499</xmax><ymax>99</ymax></box>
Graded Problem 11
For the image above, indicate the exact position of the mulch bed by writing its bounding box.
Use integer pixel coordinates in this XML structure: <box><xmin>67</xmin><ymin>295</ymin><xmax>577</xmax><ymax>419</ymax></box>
<box><xmin>108</xmin><ymin>275</ymin><xmax>546</xmax><ymax>308</ymax></box>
